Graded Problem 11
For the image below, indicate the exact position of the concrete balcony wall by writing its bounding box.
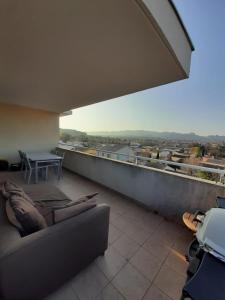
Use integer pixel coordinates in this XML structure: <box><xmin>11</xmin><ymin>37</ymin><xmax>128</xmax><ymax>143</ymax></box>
<box><xmin>58</xmin><ymin>149</ymin><xmax>225</xmax><ymax>222</ymax></box>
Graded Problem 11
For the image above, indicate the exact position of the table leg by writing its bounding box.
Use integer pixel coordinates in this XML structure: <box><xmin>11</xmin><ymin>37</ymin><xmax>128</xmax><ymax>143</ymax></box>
<box><xmin>35</xmin><ymin>161</ymin><xmax>38</xmax><ymax>184</ymax></box>
<box><xmin>58</xmin><ymin>160</ymin><xmax>61</xmax><ymax>180</ymax></box>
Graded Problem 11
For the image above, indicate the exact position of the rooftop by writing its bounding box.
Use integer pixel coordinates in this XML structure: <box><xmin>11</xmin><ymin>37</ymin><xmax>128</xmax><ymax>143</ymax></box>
<box><xmin>98</xmin><ymin>144</ymin><xmax>129</xmax><ymax>153</ymax></box>
<box><xmin>0</xmin><ymin>169</ymin><xmax>193</xmax><ymax>300</ymax></box>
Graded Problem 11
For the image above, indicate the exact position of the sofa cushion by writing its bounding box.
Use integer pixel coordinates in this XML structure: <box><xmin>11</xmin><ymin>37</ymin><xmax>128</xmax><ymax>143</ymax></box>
<box><xmin>35</xmin><ymin>193</ymin><xmax>98</xmax><ymax>225</ymax></box>
<box><xmin>53</xmin><ymin>193</ymin><xmax>98</xmax><ymax>223</ymax></box>
<box><xmin>2</xmin><ymin>181</ymin><xmax>23</xmax><ymax>198</ymax></box>
<box><xmin>5</xmin><ymin>200</ymin><xmax>22</xmax><ymax>231</ymax></box>
<box><xmin>66</xmin><ymin>193</ymin><xmax>99</xmax><ymax>207</ymax></box>
<box><xmin>8</xmin><ymin>194</ymin><xmax>47</xmax><ymax>235</ymax></box>
<box><xmin>2</xmin><ymin>181</ymin><xmax>34</xmax><ymax>204</ymax></box>
<box><xmin>0</xmin><ymin>193</ymin><xmax>21</xmax><ymax>257</ymax></box>
<box><xmin>36</xmin><ymin>205</ymin><xmax>54</xmax><ymax>226</ymax></box>
<box><xmin>54</xmin><ymin>200</ymin><xmax>97</xmax><ymax>224</ymax></box>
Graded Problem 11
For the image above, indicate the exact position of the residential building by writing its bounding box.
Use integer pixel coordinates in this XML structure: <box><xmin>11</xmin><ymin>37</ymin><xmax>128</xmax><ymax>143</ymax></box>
<box><xmin>200</xmin><ymin>158</ymin><xmax>225</xmax><ymax>169</ymax></box>
<box><xmin>97</xmin><ymin>145</ymin><xmax>135</xmax><ymax>162</ymax></box>
<box><xmin>159</xmin><ymin>150</ymin><xmax>172</xmax><ymax>160</ymax></box>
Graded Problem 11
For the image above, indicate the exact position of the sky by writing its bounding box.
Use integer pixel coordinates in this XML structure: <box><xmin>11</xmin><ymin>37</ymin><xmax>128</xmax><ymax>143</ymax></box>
<box><xmin>60</xmin><ymin>0</ymin><xmax>225</xmax><ymax>136</ymax></box>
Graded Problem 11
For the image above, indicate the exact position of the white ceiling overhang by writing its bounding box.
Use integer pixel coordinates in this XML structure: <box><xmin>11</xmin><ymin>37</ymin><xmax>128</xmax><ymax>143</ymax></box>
<box><xmin>0</xmin><ymin>0</ymin><xmax>194</xmax><ymax>113</ymax></box>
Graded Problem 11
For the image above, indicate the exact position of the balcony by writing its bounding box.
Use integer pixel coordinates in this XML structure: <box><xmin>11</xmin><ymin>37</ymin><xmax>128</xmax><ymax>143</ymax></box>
<box><xmin>57</xmin><ymin>148</ymin><xmax>225</xmax><ymax>221</ymax></box>
<box><xmin>0</xmin><ymin>1</ymin><xmax>198</xmax><ymax>298</ymax></box>
<box><xmin>0</xmin><ymin>168</ymin><xmax>193</xmax><ymax>300</ymax></box>
<box><xmin>2</xmin><ymin>148</ymin><xmax>225</xmax><ymax>299</ymax></box>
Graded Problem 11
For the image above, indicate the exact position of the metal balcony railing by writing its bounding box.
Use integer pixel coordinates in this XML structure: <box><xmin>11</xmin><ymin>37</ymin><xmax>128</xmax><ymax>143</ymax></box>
<box><xmin>58</xmin><ymin>144</ymin><xmax>225</xmax><ymax>183</ymax></box>
<box><xmin>96</xmin><ymin>149</ymin><xmax>225</xmax><ymax>183</ymax></box>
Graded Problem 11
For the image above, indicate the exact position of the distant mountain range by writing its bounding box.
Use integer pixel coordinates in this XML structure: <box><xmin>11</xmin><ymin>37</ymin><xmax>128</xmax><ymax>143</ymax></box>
<box><xmin>60</xmin><ymin>128</ymin><xmax>225</xmax><ymax>142</ymax></box>
<box><xmin>60</xmin><ymin>128</ymin><xmax>87</xmax><ymax>137</ymax></box>
<box><xmin>87</xmin><ymin>130</ymin><xmax>225</xmax><ymax>142</ymax></box>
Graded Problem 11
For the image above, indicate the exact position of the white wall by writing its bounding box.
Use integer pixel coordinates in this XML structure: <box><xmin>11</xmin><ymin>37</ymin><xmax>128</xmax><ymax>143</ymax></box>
<box><xmin>0</xmin><ymin>103</ymin><xmax>59</xmax><ymax>163</ymax></box>
<box><xmin>116</xmin><ymin>146</ymin><xmax>135</xmax><ymax>162</ymax></box>
<box><xmin>97</xmin><ymin>146</ymin><xmax>135</xmax><ymax>162</ymax></box>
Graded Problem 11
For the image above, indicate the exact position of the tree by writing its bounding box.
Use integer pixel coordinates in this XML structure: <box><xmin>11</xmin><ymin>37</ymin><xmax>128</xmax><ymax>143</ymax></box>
<box><xmin>196</xmin><ymin>171</ymin><xmax>218</xmax><ymax>181</ymax></box>
<box><xmin>60</xmin><ymin>133</ymin><xmax>72</xmax><ymax>143</ymax></box>
<box><xmin>191</xmin><ymin>146</ymin><xmax>202</xmax><ymax>158</ymax></box>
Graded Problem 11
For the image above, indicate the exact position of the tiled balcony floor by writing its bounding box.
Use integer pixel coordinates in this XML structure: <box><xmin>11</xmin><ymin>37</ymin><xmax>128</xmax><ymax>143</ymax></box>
<box><xmin>0</xmin><ymin>169</ymin><xmax>193</xmax><ymax>300</ymax></box>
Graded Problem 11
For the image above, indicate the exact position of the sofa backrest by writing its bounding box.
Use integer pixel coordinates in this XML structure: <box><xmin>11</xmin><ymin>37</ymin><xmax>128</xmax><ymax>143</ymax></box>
<box><xmin>0</xmin><ymin>193</ymin><xmax>21</xmax><ymax>258</ymax></box>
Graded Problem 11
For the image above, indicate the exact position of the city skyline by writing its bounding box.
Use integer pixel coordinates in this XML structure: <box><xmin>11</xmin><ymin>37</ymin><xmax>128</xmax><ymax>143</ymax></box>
<box><xmin>60</xmin><ymin>0</ymin><xmax>225</xmax><ymax>136</ymax></box>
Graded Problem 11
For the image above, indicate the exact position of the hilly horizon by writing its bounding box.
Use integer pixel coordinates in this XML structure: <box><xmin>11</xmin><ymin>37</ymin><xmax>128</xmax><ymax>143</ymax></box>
<box><xmin>87</xmin><ymin>130</ymin><xmax>225</xmax><ymax>142</ymax></box>
<box><xmin>60</xmin><ymin>128</ymin><xmax>225</xmax><ymax>142</ymax></box>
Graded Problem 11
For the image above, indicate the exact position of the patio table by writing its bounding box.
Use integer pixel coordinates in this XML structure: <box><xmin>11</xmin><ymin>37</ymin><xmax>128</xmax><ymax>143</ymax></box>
<box><xmin>26</xmin><ymin>152</ymin><xmax>62</xmax><ymax>183</ymax></box>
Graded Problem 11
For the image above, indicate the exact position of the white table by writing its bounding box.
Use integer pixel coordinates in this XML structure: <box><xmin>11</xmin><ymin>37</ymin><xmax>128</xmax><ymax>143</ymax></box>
<box><xmin>26</xmin><ymin>152</ymin><xmax>63</xmax><ymax>183</ymax></box>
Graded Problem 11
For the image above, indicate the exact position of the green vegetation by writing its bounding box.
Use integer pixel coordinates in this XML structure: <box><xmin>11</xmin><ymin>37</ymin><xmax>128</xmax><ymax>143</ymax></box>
<box><xmin>60</xmin><ymin>128</ymin><xmax>130</xmax><ymax>146</ymax></box>
<box><xmin>196</xmin><ymin>171</ymin><xmax>219</xmax><ymax>182</ymax></box>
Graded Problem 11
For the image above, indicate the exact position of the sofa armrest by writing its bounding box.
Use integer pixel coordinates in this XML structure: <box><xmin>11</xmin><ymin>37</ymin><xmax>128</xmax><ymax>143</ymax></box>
<box><xmin>0</xmin><ymin>204</ymin><xmax>110</xmax><ymax>300</ymax></box>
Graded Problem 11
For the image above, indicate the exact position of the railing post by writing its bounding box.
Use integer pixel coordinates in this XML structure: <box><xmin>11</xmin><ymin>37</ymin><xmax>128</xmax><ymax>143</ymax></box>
<box><xmin>220</xmin><ymin>172</ymin><xmax>225</xmax><ymax>184</ymax></box>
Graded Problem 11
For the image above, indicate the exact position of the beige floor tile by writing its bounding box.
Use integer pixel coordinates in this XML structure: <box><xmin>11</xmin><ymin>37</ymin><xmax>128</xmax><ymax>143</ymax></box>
<box><xmin>125</xmin><ymin>208</ymin><xmax>163</xmax><ymax>231</ymax></box>
<box><xmin>143</xmin><ymin>238</ymin><xmax>171</xmax><ymax>263</ymax></box>
<box><xmin>109</xmin><ymin>224</ymin><xmax>123</xmax><ymax>245</ymax></box>
<box><xmin>130</xmin><ymin>248</ymin><xmax>162</xmax><ymax>282</ymax></box>
<box><xmin>108</xmin><ymin>201</ymin><xmax>129</xmax><ymax>216</ymax></box>
<box><xmin>95</xmin><ymin>283</ymin><xmax>125</xmax><ymax>300</ymax></box>
<box><xmin>71</xmin><ymin>263</ymin><xmax>108</xmax><ymax>300</ymax></box>
<box><xmin>172</xmin><ymin>233</ymin><xmax>193</xmax><ymax>254</ymax></box>
<box><xmin>111</xmin><ymin>216</ymin><xmax>131</xmax><ymax>231</ymax></box>
<box><xmin>124</xmin><ymin>206</ymin><xmax>150</xmax><ymax>221</ymax></box>
<box><xmin>143</xmin><ymin>285</ymin><xmax>172</xmax><ymax>300</ymax></box>
<box><xmin>95</xmin><ymin>246</ymin><xmax>127</xmax><ymax>280</ymax></box>
<box><xmin>123</xmin><ymin>222</ymin><xmax>150</xmax><ymax>245</ymax></box>
<box><xmin>154</xmin><ymin>264</ymin><xmax>186</xmax><ymax>300</ymax></box>
<box><xmin>164</xmin><ymin>250</ymin><xmax>188</xmax><ymax>276</ymax></box>
<box><xmin>113</xmin><ymin>234</ymin><xmax>140</xmax><ymax>260</ymax></box>
<box><xmin>158</xmin><ymin>220</ymin><xmax>181</xmax><ymax>232</ymax></box>
<box><xmin>151</xmin><ymin>230</ymin><xmax>176</xmax><ymax>248</ymax></box>
<box><xmin>109</xmin><ymin>211</ymin><xmax>121</xmax><ymax>222</ymax></box>
<box><xmin>112</xmin><ymin>263</ymin><xmax>150</xmax><ymax>300</ymax></box>
<box><xmin>137</xmin><ymin>217</ymin><xmax>163</xmax><ymax>233</ymax></box>
<box><xmin>111</xmin><ymin>213</ymin><xmax>151</xmax><ymax>245</ymax></box>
